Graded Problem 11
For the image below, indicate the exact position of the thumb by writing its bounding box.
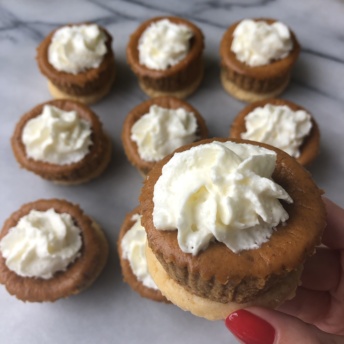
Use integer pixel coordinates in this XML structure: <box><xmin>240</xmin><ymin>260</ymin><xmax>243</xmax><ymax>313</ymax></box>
<box><xmin>225</xmin><ymin>307</ymin><xmax>343</xmax><ymax>344</ymax></box>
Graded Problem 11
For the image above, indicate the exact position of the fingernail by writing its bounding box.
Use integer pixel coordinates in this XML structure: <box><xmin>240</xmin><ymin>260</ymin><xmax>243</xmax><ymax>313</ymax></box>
<box><xmin>225</xmin><ymin>309</ymin><xmax>275</xmax><ymax>344</ymax></box>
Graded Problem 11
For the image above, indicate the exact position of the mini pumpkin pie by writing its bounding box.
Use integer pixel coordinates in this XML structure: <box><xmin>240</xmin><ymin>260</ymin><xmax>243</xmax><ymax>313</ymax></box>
<box><xmin>122</xmin><ymin>96</ymin><xmax>208</xmax><ymax>176</ymax></box>
<box><xmin>229</xmin><ymin>98</ymin><xmax>320</xmax><ymax>166</ymax></box>
<box><xmin>0</xmin><ymin>199</ymin><xmax>109</xmax><ymax>302</ymax></box>
<box><xmin>36</xmin><ymin>23</ymin><xmax>116</xmax><ymax>104</ymax></box>
<box><xmin>11</xmin><ymin>99</ymin><xmax>112</xmax><ymax>185</ymax></box>
<box><xmin>140</xmin><ymin>138</ymin><xmax>326</xmax><ymax>320</ymax></box>
<box><xmin>118</xmin><ymin>206</ymin><xmax>169</xmax><ymax>303</ymax></box>
<box><xmin>127</xmin><ymin>16</ymin><xmax>204</xmax><ymax>99</ymax></box>
<box><xmin>220</xmin><ymin>18</ymin><xmax>300</xmax><ymax>102</ymax></box>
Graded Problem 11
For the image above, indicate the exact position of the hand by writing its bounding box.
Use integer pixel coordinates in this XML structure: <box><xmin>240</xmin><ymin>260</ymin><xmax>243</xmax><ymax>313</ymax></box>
<box><xmin>225</xmin><ymin>197</ymin><xmax>344</xmax><ymax>344</ymax></box>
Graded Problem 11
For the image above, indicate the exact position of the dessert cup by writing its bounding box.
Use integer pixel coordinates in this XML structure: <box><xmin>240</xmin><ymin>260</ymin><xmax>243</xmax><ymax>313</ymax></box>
<box><xmin>229</xmin><ymin>98</ymin><xmax>320</xmax><ymax>166</ymax></box>
<box><xmin>127</xmin><ymin>16</ymin><xmax>204</xmax><ymax>99</ymax></box>
<box><xmin>0</xmin><ymin>199</ymin><xmax>109</xmax><ymax>302</ymax></box>
<box><xmin>140</xmin><ymin>138</ymin><xmax>325</xmax><ymax>320</ymax></box>
<box><xmin>11</xmin><ymin>99</ymin><xmax>112</xmax><ymax>184</ymax></box>
<box><xmin>122</xmin><ymin>96</ymin><xmax>208</xmax><ymax>176</ymax></box>
<box><xmin>220</xmin><ymin>18</ymin><xmax>300</xmax><ymax>102</ymax></box>
<box><xmin>37</xmin><ymin>23</ymin><xmax>116</xmax><ymax>104</ymax></box>
<box><xmin>118</xmin><ymin>206</ymin><xmax>169</xmax><ymax>303</ymax></box>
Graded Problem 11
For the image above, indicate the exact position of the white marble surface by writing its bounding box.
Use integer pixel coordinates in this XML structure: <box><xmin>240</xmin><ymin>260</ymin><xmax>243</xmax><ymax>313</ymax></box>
<box><xmin>0</xmin><ymin>1</ymin><xmax>343</xmax><ymax>343</ymax></box>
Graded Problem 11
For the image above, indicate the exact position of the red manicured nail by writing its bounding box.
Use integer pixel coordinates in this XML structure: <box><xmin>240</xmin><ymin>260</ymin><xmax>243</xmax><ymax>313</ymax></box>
<box><xmin>225</xmin><ymin>309</ymin><xmax>275</xmax><ymax>344</ymax></box>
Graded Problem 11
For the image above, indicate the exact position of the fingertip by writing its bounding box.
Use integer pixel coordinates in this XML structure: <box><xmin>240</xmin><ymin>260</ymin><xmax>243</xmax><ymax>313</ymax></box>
<box><xmin>321</xmin><ymin>197</ymin><xmax>344</xmax><ymax>249</ymax></box>
<box><xmin>225</xmin><ymin>309</ymin><xmax>275</xmax><ymax>344</ymax></box>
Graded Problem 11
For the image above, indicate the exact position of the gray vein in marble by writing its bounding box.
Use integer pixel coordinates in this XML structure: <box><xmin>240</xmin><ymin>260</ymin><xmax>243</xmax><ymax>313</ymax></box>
<box><xmin>85</xmin><ymin>0</ymin><xmax>137</xmax><ymax>22</ymax></box>
<box><xmin>0</xmin><ymin>5</ymin><xmax>45</xmax><ymax>41</ymax></box>
<box><xmin>291</xmin><ymin>79</ymin><xmax>342</xmax><ymax>104</ymax></box>
<box><xmin>192</xmin><ymin>0</ymin><xmax>276</xmax><ymax>11</ymax></box>
<box><xmin>2</xmin><ymin>0</ymin><xmax>342</xmax><ymax>71</ymax></box>
<box><xmin>95</xmin><ymin>0</ymin><xmax>276</xmax><ymax>28</ymax></box>
<box><xmin>302</xmin><ymin>48</ymin><xmax>344</xmax><ymax>65</ymax></box>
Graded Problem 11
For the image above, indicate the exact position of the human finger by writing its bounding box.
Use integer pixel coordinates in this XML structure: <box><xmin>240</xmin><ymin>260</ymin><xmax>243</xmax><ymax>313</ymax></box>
<box><xmin>322</xmin><ymin>197</ymin><xmax>344</xmax><ymax>249</ymax></box>
<box><xmin>300</xmin><ymin>247</ymin><xmax>340</xmax><ymax>291</ymax></box>
<box><xmin>278</xmin><ymin>287</ymin><xmax>331</xmax><ymax>329</ymax></box>
<box><xmin>225</xmin><ymin>307</ymin><xmax>344</xmax><ymax>343</ymax></box>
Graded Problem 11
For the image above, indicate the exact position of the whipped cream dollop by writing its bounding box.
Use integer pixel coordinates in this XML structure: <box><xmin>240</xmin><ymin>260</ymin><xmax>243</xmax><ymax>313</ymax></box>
<box><xmin>153</xmin><ymin>141</ymin><xmax>293</xmax><ymax>255</ymax></box>
<box><xmin>241</xmin><ymin>104</ymin><xmax>312</xmax><ymax>158</ymax></box>
<box><xmin>231</xmin><ymin>19</ymin><xmax>293</xmax><ymax>67</ymax></box>
<box><xmin>48</xmin><ymin>24</ymin><xmax>107</xmax><ymax>74</ymax></box>
<box><xmin>138</xmin><ymin>19</ymin><xmax>193</xmax><ymax>70</ymax></box>
<box><xmin>131</xmin><ymin>104</ymin><xmax>198</xmax><ymax>162</ymax></box>
<box><xmin>121</xmin><ymin>214</ymin><xmax>158</xmax><ymax>290</ymax></box>
<box><xmin>22</xmin><ymin>105</ymin><xmax>93</xmax><ymax>165</ymax></box>
<box><xmin>0</xmin><ymin>209</ymin><xmax>82</xmax><ymax>279</ymax></box>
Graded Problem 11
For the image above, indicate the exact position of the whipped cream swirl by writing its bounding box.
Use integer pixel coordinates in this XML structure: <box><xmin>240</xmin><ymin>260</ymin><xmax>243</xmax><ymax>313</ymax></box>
<box><xmin>231</xmin><ymin>19</ymin><xmax>293</xmax><ymax>67</ymax></box>
<box><xmin>48</xmin><ymin>24</ymin><xmax>107</xmax><ymax>74</ymax></box>
<box><xmin>138</xmin><ymin>19</ymin><xmax>193</xmax><ymax>70</ymax></box>
<box><xmin>241</xmin><ymin>104</ymin><xmax>312</xmax><ymax>158</ymax></box>
<box><xmin>131</xmin><ymin>104</ymin><xmax>198</xmax><ymax>162</ymax></box>
<box><xmin>121</xmin><ymin>214</ymin><xmax>158</xmax><ymax>290</ymax></box>
<box><xmin>153</xmin><ymin>141</ymin><xmax>293</xmax><ymax>255</ymax></box>
<box><xmin>0</xmin><ymin>209</ymin><xmax>82</xmax><ymax>279</ymax></box>
<box><xmin>22</xmin><ymin>104</ymin><xmax>92</xmax><ymax>165</ymax></box>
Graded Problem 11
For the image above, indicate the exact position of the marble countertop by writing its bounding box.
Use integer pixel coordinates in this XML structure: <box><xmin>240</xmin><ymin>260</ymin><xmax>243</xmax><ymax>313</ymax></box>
<box><xmin>0</xmin><ymin>1</ymin><xmax>343</xmax><ymax>343</ymax></box>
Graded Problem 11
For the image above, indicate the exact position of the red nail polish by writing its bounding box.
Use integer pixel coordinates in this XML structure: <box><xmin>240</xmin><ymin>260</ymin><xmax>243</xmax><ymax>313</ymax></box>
<box><xmin>225</xmin><ymin>309</ymin><xmax>275</xmax><ymax>344</ymax></box>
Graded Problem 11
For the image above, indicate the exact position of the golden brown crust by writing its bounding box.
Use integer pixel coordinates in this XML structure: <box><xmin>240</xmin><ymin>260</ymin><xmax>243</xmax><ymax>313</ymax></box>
<box><xmin>139</xmin><ymin>67</ymin><xmax>204</xmax><ymax>99</ymax></box>
<box><xmin>126</xmin><ymin>16</ymin><xmax>204</xmax><ymax>98</ymax></box>
<box><xmin>146</xmin><ymin>244</ymin><xmax>302</xmax><ymax>320</ymax></box>
<box><xmin>122</xmin><ymin>96</ymin><xmax>208</xmax><ymax>175</ymax></box>
<box><xmin>140</xmin><ymin>138</ymin><xmax>326</xmax><ymax>304</ymax></box>
<box><xmin>0</xmin><ymin>199</ymin><xmax>109</xmax><ymax>302</ymax></box>
<box><xmin>229</xmin><ymin>98</ymin><xmax>320</xmax><ymax>166</ymax></box>
<box><xmin>221</xmin><ymin>71</ymin><xmax>290</xmax><ymax>103</ymax></box>
<box><xmin>11</xmin><ymin>99</ymin><xmax>111</xmax><ymax>184</ymax></box>
<box><xmin>47</xmin><ymin>66</ymin><xmax>115</xmax><ymax>105</ymax></box>
<box><xmin>219</xmin><ymin>18</ymin><xmax>300</xmax><ymax>101</ymax></box>
<box><xmin>36</xmin><ymin>23</ymin><xmax>116</xmax><ymax>102</ymax></box>
<box><xmin>117</xmin><ymin>206</ymin><xmax>169</xmax><ymax>303</ymax></box>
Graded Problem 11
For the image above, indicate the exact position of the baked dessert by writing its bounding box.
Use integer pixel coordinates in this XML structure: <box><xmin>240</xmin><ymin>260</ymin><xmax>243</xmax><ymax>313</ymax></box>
<box><xmin>36</xmin><ymin>23</ymin><xmax>116</xmax><ymax>104</ymax></box>
<box><xmin>140</xmin><ymin>138</ymin><xmax>326</xmax><ymax>320</ymax></box>
<box><xmin>220</xmin><ymin>18</ymin><xmax>300</xmax><ymax>102</ymax></box>
<box><xmin>229</xmin><ymin>98</ymin><xmax>320</xmax><ymax>166</ymax></box>
<box><xmin>0</xmin><ymin>199</ymin><xmax>108</xmax><ymax>302</ymax></box>
<box><xmin>127</xmin><ymin>16</ymin><xmax>204</xmax><ymax>98</ymax></box>
<box><xmin>122</xmin><ymin>96</ymin><xmax>208</xmax><ymax>176</ymax></box>
<box><xmin>11</xmin><ymin>99</ymin><xmax>112</xmax><ymax>185</ymax></box>
<box><xmin>118</xmin><ymin>206</ymin><xmax>168</xmax><ymax>303</ymax></box>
